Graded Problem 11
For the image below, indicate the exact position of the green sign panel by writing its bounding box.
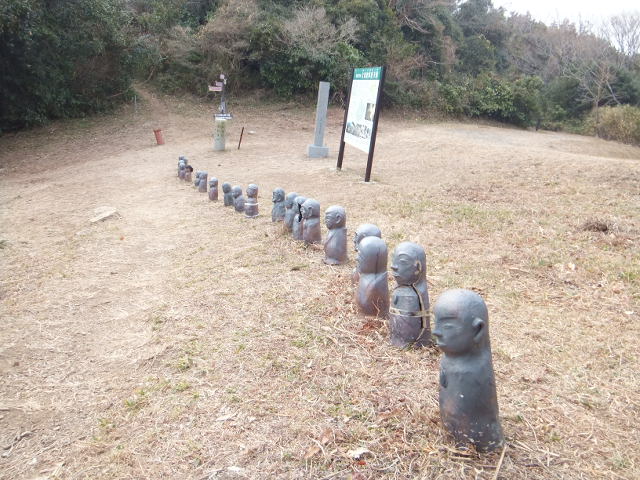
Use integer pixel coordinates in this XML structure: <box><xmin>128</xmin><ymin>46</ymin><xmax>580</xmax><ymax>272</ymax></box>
<box><xmin>353</xmin><ymin>67</ymin><xmax>383</xmax><ymax>81</ymax></box>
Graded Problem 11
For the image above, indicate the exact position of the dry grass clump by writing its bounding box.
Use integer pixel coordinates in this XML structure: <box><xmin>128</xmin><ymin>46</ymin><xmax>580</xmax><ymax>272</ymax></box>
<box><xmin>0</xmin><ymin>92</ymin><xmax>639</xmax><ymax>479</ymax></box>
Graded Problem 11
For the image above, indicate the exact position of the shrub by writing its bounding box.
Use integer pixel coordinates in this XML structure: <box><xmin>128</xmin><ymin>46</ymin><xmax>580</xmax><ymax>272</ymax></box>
<box><xmin>592</xmin><ymin>105</ymin><xmax>640</xmax><ymax>146</ymax></box>
<box><xmin>0</xmin><ymin>0</ymin><xmax>134</xmax><ymax>131</ymax></box>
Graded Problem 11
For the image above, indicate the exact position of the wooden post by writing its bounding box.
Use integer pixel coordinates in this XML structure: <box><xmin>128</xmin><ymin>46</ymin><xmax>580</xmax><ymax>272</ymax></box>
<box><xmin>336</xmin><ymin>68</ymin><xmax>354</xmax><ymax>171</ymax></box>
<box><xmin>237</xmin><ymin>126</ymin><xmax>245</xmax><ymax>150</ymax></box>
<box><xmin>364</xmin><ymin>66</ymin><xmax>385</xmax><ymax>183</ymax></box>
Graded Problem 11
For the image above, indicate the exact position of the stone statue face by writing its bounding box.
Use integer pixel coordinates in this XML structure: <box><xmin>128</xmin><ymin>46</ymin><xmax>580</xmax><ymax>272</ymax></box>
<box><xmin>285</xmin><ymin>192</ymin><xmax>298</xmax><ymax>208</ymax></box>
<box><xmin>222</xmin><ymin>182</ymin><xmax>231</xmax><ymax>193</ymax></box>
<box><xmin>247</xmin><ymin>184</ymin><xmax>258</xmax><ymax>198</ymax></box>
<box><xmin>301</xmin><ymin>199</ymin><xmax>320</xmax><ymax>220</ymax></box>
<box><xmin>325</xmin><ymin>206</ymin><xmax>345</xmax><ymax>229</ymax></box>
<box><xmin>209</xmin><ymin>177</ymin><xmax>218</xmax><ymax>187</ymax></box>
<box><xmin>433</xmin><ymin>289</ymin><xmax>489</xmax><ymax>355</ymax></box>
<box><xmin>232</xmin><ymin>186</ymin><xmax>242</xmax><ymax>198</ymax></box>
<box><xmin>272</xmin><ymin>188</ymin><xmax>285</xmax><ymax>203</ymax></box>
<box><xmin>354</xmin><ymin>224</ymin><xmax>382</xmax><ymax>251</ymax></box>
<box><xmin>391</xmin><ymin>242</ymin><xmax>426</xmax><ymax>286</ymax></box>
<box><xmin>357</xmin><ymin>236</ymin><xmax>387</xmax><ymax>274</ymax></box>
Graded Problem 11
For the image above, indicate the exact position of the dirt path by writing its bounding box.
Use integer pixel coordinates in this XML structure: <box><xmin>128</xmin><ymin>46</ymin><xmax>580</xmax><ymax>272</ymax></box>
<box><xmin>1</xmin><ymin>91</ymin><xmax>639</xmax><ymax>479</ymax></box>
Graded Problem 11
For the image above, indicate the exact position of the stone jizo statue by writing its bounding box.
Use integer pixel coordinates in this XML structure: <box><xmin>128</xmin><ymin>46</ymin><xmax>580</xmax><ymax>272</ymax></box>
<box><xmin>222</xmin><ymin>182</ymin><xmax>233</xmax><ymax>206</ymax></box>
<box><xmin>245</xmin><ymin>184</ymin><xmax>259</xmax><ymax>218</ymax></box>
<box><xmin>208</xmin><ymin>177</ymin><xmax>219</xmax><ymax>201</ymax></box>
<box><xmin>433</xmin><ymin>289</ymin><xmax>504</xmax><ymax>452</ymax></box>
<box><xmin>232</xmin><ymin>185</ymin><xmax>245</xmax><ymax>213</ymax></box>
<box><xmin>389</xmin><ymin>242</ymin><xmax>431</xmax><ymax>348</ymax></box>
<box><xmin>352</xmin><ymin>224</ymin><xmax>382</xmax><ymax>283</ymax></box>
<box><xmin>356</xmin><ymin>236</ymin><xmax>389</xmax><ymax>317</ymax></box>
<box><xmin>198</xmin><ymin>172</ymin><xmax>208</xmax><ymax>193</ymax></box>
<box><xmin>301</xmin><ymin>198</ymin><xmax>321</xmax><ymax>245</ymax></box>
<box><xmin>184</xmin><ymin>165</ymin><xmax>193</xmax><ymax>183</ymax></box>
<box><xmin>194</xmin><ymin>171</ymin><xmax>202</xmax><ymax>188</ymax></box>
<box><xmin>323</xmin><ymin>205</ymin><xmax>347</xmax><ymax>265</ymax></box>
<box><xmin>178</xmin><ymin>156</ymin><xmax>187</xmax><ymax>179</ymax></box>
<box><xmin>292</xmin><ymin>195</ymin><xmax>307</xmax><ymax>241</ymax></box>
<box><xmin>283</xmin><ymin>192</ymin><xmax>299</xmax><ymax>231</ymax></box>
<box><xmin>271</xmin><ymin>188</ymin><xmax>286</xmax><ymax>222</ymax></box>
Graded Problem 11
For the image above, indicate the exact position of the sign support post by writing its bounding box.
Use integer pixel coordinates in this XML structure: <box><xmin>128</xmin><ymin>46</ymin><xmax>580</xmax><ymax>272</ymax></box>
<box><xmin>337</xmin><ymin>69</ymin><xmax>354</xmax><ymax>171</ymax></box>
<box><xmin>364</xmin><ymin>66</ymin><xmax>385</xmax><ymax>182</ymax></box>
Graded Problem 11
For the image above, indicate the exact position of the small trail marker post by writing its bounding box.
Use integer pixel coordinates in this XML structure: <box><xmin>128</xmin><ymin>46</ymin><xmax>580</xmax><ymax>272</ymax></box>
<box><xmin>209</xmin><ymin>74</ymin><xmax>232</xmax><ymax>151</ymax></box>
<box><xmin>308</xmin><ymin>81</ymin><xmax>330</xmax><ymax>158</ymax></box>
<box><xmin>337</xmin><ymin>66</ymin><xmax>386</xmax><ymax>182</ymax></box>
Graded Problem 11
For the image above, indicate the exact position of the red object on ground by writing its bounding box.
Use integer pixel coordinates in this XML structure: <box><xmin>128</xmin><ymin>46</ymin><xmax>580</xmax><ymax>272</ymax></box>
<box><xmin>153</xmin><ymin>129</ymin><xmax>165</xmax><ymax>145</ymax></box>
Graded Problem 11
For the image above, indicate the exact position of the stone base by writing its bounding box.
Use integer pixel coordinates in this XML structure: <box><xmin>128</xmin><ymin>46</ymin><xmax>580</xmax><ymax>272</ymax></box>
<box><xmin>308</xmin><ymin>144</ymin><xmax>329</xmax><ymax>158</ymax></box>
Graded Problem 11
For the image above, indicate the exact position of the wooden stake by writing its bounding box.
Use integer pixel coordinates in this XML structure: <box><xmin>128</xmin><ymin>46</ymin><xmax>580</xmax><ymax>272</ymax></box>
<box><xmin>237</xmin><ymin>126</ymin><xmax>245</xmax><ymax>150</ymax></box>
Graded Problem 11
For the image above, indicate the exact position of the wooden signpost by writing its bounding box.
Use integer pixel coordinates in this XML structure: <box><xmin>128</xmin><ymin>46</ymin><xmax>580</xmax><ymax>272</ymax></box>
<box><xmin>337</xmin><ymin>66</ymin><xmax>386</xmax><ymax>182</ymax></box>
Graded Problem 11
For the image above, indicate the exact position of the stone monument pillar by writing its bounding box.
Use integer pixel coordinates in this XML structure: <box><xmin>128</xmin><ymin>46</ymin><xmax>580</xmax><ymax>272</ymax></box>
<box><xmin>214</xmin><ymin>118</ymin><xmax>227</xmax><ymax>151</ymax></box>
<box><xmin>307</xmin><ymin>81</ymin><xmax>330</xmax><ymax>158</ymax></box>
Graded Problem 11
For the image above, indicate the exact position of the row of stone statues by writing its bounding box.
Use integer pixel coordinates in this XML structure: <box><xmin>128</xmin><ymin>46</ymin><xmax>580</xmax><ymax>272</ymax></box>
<box><xmin>175</xmin><ymin>156</ymin><xmax>503</xmax><ymax>453</ymax></box>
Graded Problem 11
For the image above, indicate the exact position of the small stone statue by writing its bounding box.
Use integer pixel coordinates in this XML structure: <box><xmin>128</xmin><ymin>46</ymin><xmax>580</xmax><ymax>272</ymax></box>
<box><xmin>292</xmin><ymin>195</ymin><xmax>307</xmax><ymax>240</ymax></box>
<box><xmin>301</xmin><ymin>199</ymin><xmax>321</xmax><ymax>245</ymax></box>
<box><xmin>178</xmin><ymin>156</ymin><xmax>187</xmax><ymax>178</ymax></box>
<box><xmin>356</xmin><ymin>236</ymin><xmax>389</xmax><ymax>317</ymax></box>
<box><xmin>232</xmin><ymin>185</ymin><xmax>245</xmax><ymax>213</ymax></box>
<box><xmin>245</xmin><ymin>184</ymin><xmax>259</xmax><ymax>218</ymax></box>
<box><xmin>184</xmin><ymin>165</ymin><xmax>193</xmax><ymax>183</ymax></box>
<box><xmin>198</xmin><ymin>172</ymin><xmax>208</xmax><ymax>193</ymax></box>
<box><xmin>283</xmin><ymin>192</ymin><xmax>299</xmax><ymax>231</ymax></box>
<box><xmin>352</xmin><ymin>224</ymin><xmax>382</xmax><ymax>283</ymax></box>
<box><xmin>208</xmin><ymin>177</ymin><xmax>219</xmax><ymax>201</ymax></box>
<box><xmin>194</xmin><ymin>171</ymin><xmax>202</xmax><ymax>188</ymax></box>
<box><xmin>222</xmin><ymin>182</ymin><xmax>233</xmax><ymax>206</ymax></box>
<box><xmin>389</xmin><ymin>242</ymin><xmax>431</xmax><ymax>348</ymax></box>
<box><xmin>271</xmin><ymin>188</ymin><xmax>286</xmax><ymax>222</ymax></box>
<box><xmin>323</xmin><ymin>205</ymin><xmax>347</xmax><ymax>265</ymax></box>
<box><xmin>433</xmin><ymin>289</ymin><xmax>504</xmax><ymax>452</ymax></box>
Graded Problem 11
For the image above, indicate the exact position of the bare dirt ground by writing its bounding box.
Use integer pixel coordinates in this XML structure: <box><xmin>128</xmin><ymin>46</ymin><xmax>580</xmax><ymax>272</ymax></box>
<box><xmin>1</xmin><ymin>89</ymin><xmax>639</xmax><ymax>480</ymax></box>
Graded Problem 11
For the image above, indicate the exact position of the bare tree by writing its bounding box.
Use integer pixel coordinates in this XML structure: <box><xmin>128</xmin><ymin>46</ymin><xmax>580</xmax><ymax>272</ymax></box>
<box><xmin>602</xmin><ymin>11</ymin><xmax>640</xmax><ymax>60</ymax></box>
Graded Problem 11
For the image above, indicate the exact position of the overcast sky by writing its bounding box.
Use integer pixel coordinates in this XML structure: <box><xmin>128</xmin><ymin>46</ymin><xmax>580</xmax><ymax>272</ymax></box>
<box><xmin>491</xmin><ymin>0</ymin><xmax>639</xmax><ymax>26</ymax></box>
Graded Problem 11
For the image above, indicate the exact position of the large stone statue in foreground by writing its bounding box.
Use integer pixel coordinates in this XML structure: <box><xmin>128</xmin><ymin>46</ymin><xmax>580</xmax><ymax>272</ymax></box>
<box><xmin>222</xmin><ymin>182</ymin><xmax>233</xmax><ymax>206</ymax></box>
<box><xmin>352</xmin><ymin>224</ymin><xmax>382</xmax><ymax>283</ymax></box>
<box><xmin>232</xmin><ymin>185</ymin><xmax>245</xmax><ymax>213</ymax></box>
<box><xmin>292</xmin><ymin>195</ymin><xmax>307</xmax><ymax>240</ymax></box>
<box><xmin>355</xmin><ymin>236</ymin><xmax>389</xmax><ymax>317</ymax></box>
<box><xmin>271</xmin><ymin>188</ymin><xmax>286</xmax><ymax>222</ymax></box>
<box><xmin>433</xmin><ymin>289</ymin><xmax>503</xmax><ymax>452</ymax></box>
<box><xmin>208</xmin><ymin>177</ymin><xmax>219</xmax><ymax>201</ymax></box>
<box><xmin>389</xmin><ymin>242</ymin><xmax>431</xmax><ymax>348</ymax></box>
<box><xmin>245</xmin><ymin>184</ymin><xmax>259</xmax><ymax>218</ymax></box>
<box><xmin>324</xmin><ymin>205</ymin><xmax>347</xmax><ymax>265</ymax></box>
<box><xmin>283</xmin><ymin>192</ymin><xmax>299</xmax><ymax>231</ymax></box>
<box><xmin>301</xmin><ymin>198</ymin><xmax>321</xmax><ymax>244</ymax></box>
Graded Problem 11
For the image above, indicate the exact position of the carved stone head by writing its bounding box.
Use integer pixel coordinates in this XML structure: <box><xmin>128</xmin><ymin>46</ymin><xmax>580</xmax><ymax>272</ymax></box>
<box><xmin>246</xmin><ymin>184</ymin><xmax>258</xmax><ymax>199</ymax></box>
<box><xmin>232</xmin><ymin>185</ymin><xmax>242</xmax><ymax>199</ymax></box>
<box><xmin>391</xmin><ymin>242</ymin><xmax>426</xmax><ymax>287</ymax></box>
<box><xmin>301</xmin><ymin>198</ymin><xmax>320</xmax><ymax>220</ymax></box>
<box><xmin>222</xmin><ymin>182</ymin><xmax>231</xmax><ymax>193</ymax></box>
<box><xmin>272</xmin><ymin>188</ymin><xmax>285</xmax><ymax>203</ymax></box>
<box><xmin>209</xmin><ymin>177</ymin><xmax>218</xmax><ymax>188</ymax></box>
<box><xmin>294</xmin><ymin>196</ymin><xmax>307</xmax><ymax>217</ymax></box>
<box><xmin>357</xmin><ymin>236</ymin><xmax>387</xmax><ymax>274</ymax></box>
<box><xmin>354</xmin><ymin>224</ymin><xmax>382</xmax><ymax>251</ymax></box>
<box><xmin>433</xmin><ymin>289</ymin><xmax>490</xmax><ymax>356</ymax></box>
<box><xmin>285</xmin><ymin>192</ymin><xmax>298</xmax><ymax>208</ymax></box>
<box><xmin>325</xmin><ymin>205</ymin><xmax>346</xmax><ymax>229</ymax></box>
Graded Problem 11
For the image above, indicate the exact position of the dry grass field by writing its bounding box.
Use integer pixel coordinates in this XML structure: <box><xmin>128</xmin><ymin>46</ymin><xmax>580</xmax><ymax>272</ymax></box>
<box><xmin>1</xmin><ymin>90</ymin><xmax>639</xmax><ymax>480</ymax></box>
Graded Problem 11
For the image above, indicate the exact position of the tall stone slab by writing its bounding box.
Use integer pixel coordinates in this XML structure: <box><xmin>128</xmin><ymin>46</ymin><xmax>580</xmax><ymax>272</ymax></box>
<box><xmin>307</xmin><ymin>82</ymin><xmax>330</xmax><ymax>158</ymax></box>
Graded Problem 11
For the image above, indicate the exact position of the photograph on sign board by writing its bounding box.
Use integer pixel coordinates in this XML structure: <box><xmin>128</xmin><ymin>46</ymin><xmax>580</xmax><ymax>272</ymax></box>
<box><xmin>344</xmin><ymin>75</ymin><xmax>381</xmax><ymax>154</ymax></box>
